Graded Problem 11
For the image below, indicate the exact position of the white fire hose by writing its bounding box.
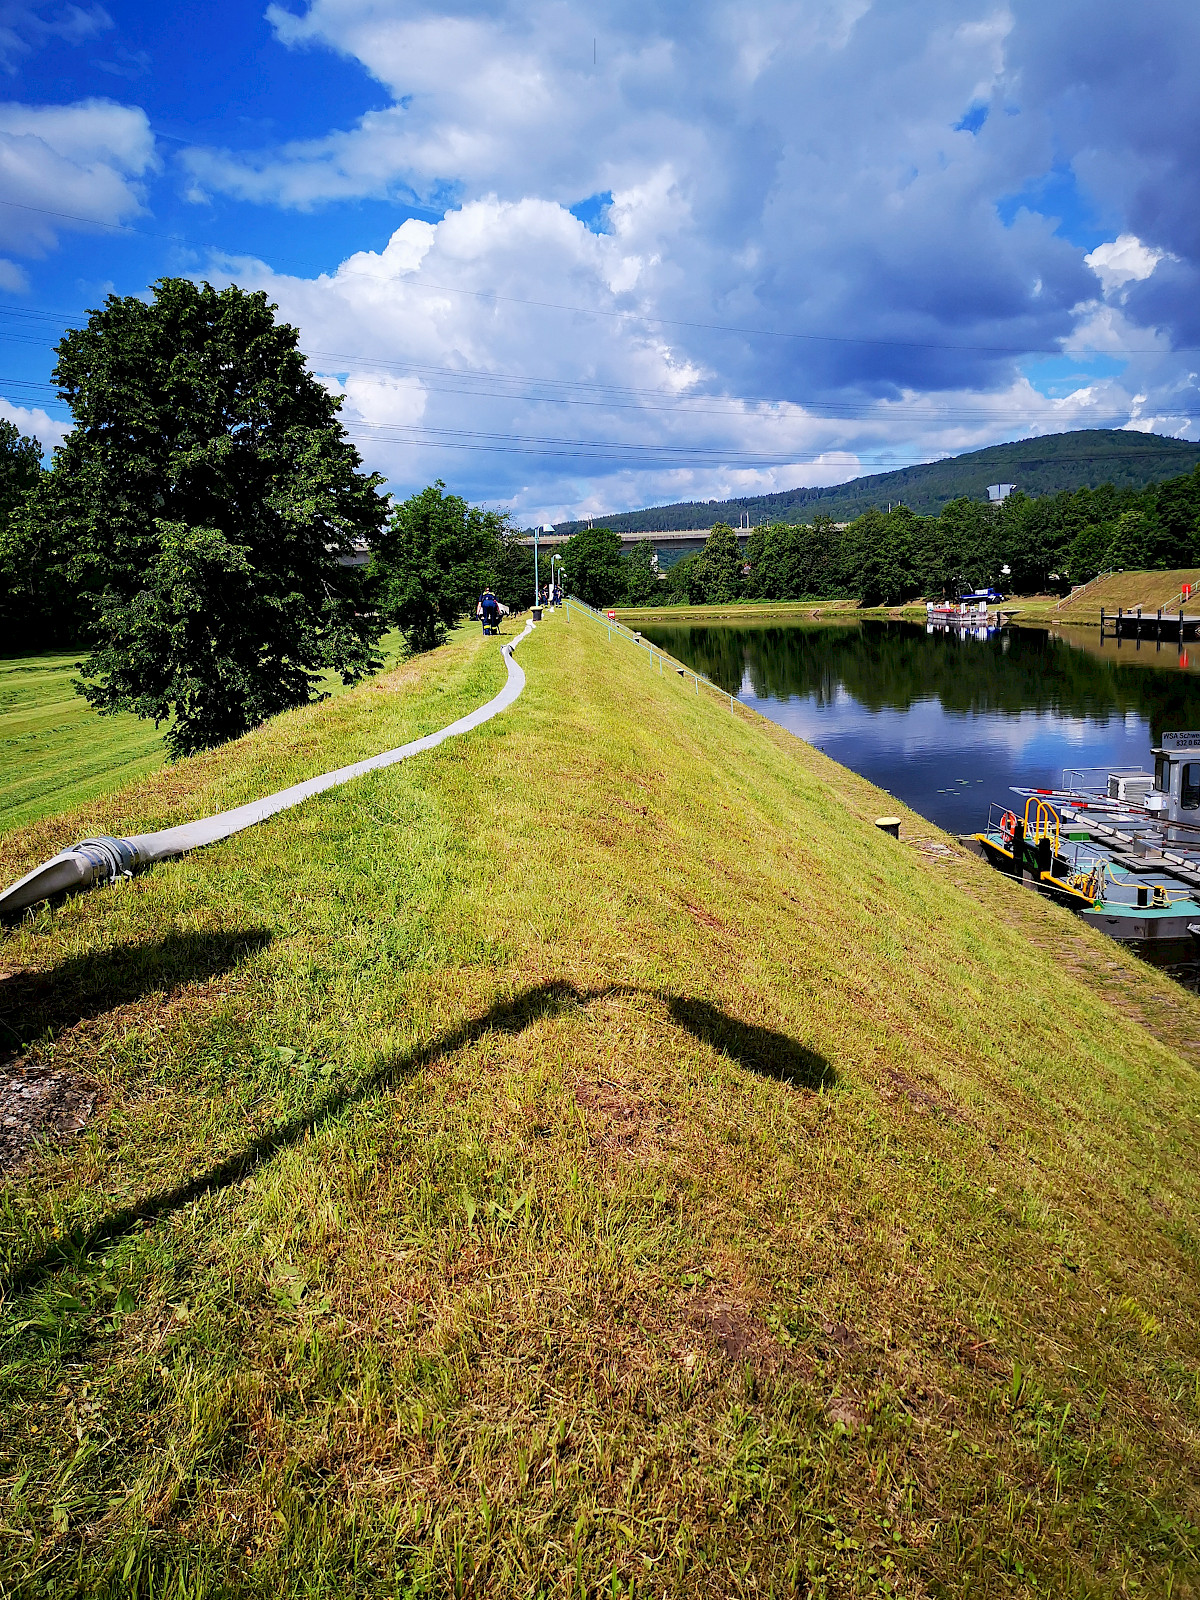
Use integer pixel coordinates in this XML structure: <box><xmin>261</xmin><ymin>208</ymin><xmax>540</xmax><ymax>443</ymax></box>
<box><xmin>0</xmin><ymin>620</ymin><xmax>535</xmax><ymax>920</ymax></box>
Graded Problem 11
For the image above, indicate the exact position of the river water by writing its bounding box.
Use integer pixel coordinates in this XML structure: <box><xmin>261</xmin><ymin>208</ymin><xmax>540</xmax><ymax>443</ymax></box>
<box><xmin>638</xmin><ymin>619</ymin><xmax>1200</xmax><ymax>835</ymax></box>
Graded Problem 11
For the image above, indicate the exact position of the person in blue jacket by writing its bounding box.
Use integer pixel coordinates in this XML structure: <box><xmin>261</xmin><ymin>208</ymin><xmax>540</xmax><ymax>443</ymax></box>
<box><xmin>479</xmin><ymin>587</ymin><xmax>501</xmax><ymax>633</ymax></box>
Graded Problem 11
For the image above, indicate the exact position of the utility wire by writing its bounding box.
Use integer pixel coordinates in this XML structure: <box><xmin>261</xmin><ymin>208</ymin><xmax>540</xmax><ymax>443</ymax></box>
<box><xmin>3</xmin><ymin>343</ymin><xmax>1196</xmax><ymax>428</ymax></box>
<box><xmin>0</xmin><ymin>195</ymin><xmax>1191</xmax><ymax>358</ymax></box>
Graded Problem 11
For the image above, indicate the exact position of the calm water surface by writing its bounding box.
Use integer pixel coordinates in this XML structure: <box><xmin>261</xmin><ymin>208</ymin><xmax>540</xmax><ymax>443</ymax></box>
<box><xmin>639</xmin><ymin>620</ymin><xmax>1200</xmax><ymax>834</ymax></box>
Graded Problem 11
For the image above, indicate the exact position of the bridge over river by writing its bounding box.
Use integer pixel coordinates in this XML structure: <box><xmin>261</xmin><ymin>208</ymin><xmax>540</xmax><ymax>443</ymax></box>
<box><xmin>515</xmin><ymin>528</ymin><xmax>750</xmax><ymax>566</ymax></box>
<box><xmin>337</xmin><ymin>527</ymin><xmax>744</xmax><ymax>570</ymax></box>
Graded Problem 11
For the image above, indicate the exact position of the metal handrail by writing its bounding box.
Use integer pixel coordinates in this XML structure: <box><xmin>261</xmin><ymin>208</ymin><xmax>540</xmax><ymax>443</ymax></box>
<box><xmin>565</xmin><ymin>595</ymin><xmax>740</xmax><ymax>714</ymax></box>
<box><xmin>1023</xmin><ymin>796</ymin><xmax>1060</xmax><ymax>854</ymax></box>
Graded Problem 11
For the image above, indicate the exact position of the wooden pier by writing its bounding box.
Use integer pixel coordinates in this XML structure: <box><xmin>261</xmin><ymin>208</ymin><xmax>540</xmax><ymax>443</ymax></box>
<box><xmin>1100</xmin><ymin>605</ymin><xmax>1200</xmax><ymax>645</ymax></box>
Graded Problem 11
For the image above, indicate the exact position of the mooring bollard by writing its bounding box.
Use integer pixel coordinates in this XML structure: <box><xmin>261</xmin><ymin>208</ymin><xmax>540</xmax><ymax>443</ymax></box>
<box><xmin>875</xmin><ymin>816</ymin><xmax>901</xmax><ymax>838</ymax></box>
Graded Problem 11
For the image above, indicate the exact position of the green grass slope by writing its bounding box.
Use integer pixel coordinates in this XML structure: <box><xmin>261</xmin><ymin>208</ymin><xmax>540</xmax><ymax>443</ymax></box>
<box><xmin>1</xmin><ymin>613</ymin><xmax>1199</xmax><ymax>1597</ymax></box>
<box><xmin>0</xmin><ymin>634</ymin><xmax>411</xmax><ymax>837</ymax></box>
<box><xmin>1053</xmin><ymin>569</ymin><xmax>1200</xmax><ymax>624</ymax></box>
<box><xmin>0</xmin><ymin>652</ymin><xmax>166</xmax><ymax>834</ymax></box>
<box><xmin>552</xmin><ymin>429</ymin><xmax>1200</xmax><ymax>533</ymax></box>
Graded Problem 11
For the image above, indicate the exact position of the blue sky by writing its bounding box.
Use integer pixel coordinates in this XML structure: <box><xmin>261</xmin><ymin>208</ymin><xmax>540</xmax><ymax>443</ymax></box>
<box><xmin>3</xmin><ymin>0</ymin><xmax>1200</xmax><ymax>522</ymax></box>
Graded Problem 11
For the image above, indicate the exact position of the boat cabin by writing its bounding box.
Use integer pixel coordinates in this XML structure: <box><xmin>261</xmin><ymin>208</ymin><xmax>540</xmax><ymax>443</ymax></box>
<box><xmin>1147</xmin><ymin>732</ymin><xmax>1200</xmax><ymax>823</ymax></box>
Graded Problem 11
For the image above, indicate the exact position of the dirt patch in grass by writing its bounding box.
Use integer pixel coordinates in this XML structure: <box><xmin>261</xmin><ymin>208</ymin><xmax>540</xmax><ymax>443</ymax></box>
<box><xmin>879</xmin><ymin>1065</ymin><xmax>962</xmax><ymax>1121</ymax></box>
<box><xmin>573</xmin><ymin>1075</ymin><xmax>672</xmax><ymax>1156</ymax></box>
<box><xmin>825</xmin><ymin>1393</ymin><xmax>866</xmax><ymax>1430</ymax></box>
<box><xmin>685</xmin><ymin>901</ymin><xmax>726</xmax><ymax>931</ymax></box>
<box><xmin>685</xmin><ymin>1290</ymin><xmax>799</xmax><ymax>1376</ymax></box>
<box><xmin>0</xmin><ymin>1058</ymin><xmax>97</xmax><ymax>1172</ymax></box>
<box><xmin>904</xmin><ymin>836</ymin><xmax>961</xmax><ymax>864</ymax></box>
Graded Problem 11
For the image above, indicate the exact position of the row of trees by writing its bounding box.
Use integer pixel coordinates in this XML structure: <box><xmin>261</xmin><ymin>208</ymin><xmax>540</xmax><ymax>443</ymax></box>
<box><xmin>7</xmin><ymin>273</ymin><xmax>1200</xmax><ymax>753</ymax></box>
<box><xmin>0</xmin><ymin>279</ymin><xmax>534</xmax><ymax>757</ymax></box>
<box><xmin>561</xmin><ymin>463</ymin><xmax>1200</xmax><ymax>609</ymax></box>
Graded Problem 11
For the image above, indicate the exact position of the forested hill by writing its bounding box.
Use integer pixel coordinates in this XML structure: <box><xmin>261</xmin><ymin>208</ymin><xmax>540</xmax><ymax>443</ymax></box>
<box><xmin>552</xmin><ymin>429</ymin><xmax>1200</xmax><ymax>533</ymax></box>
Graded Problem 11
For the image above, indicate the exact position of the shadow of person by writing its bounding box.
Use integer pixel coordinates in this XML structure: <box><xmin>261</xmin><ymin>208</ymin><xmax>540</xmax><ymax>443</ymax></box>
<box><xmin>0</xmin><ymin>928</ymin><xmax>274</xmax><ymax>1058</ymax></box>
<box><xmin>3</xmin><ymin>978</ymin><xmax>832</xmax><ymax>1296</ymax></box>
<box><xmin>664</xmin><ymin>994</ymin><xmax>834</xmax><ymax>1091</ymax></box>
<box><xmin>2</xmin><ymin>978</ymin><xmax>597</xmax><ymax>1296</ymax></box>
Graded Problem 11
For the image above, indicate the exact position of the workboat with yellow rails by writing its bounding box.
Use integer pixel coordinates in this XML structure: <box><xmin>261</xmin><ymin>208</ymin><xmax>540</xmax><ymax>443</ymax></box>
<box><xmin>965</xmin><ymin>729</ymin><xmax>1200</xmax><ymax>960</ymax></box>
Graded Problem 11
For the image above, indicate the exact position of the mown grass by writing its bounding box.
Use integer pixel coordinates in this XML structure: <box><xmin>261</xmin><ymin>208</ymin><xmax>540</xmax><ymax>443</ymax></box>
<box><xmin>0</xmin><ymin>653</ymin><xmax>166</xmax><ymax>835</ymax></box>
<box><xmin>619</xmin><ymin>600</ymin><xmax>888</xmax><ymax>626</ymax></box>
<box><xmin>1053</xmin><ymin>570</ymin><xmax>1200</xmax><ymax>626</ymax></box>
<box><xmin>0</xmin><ymin>634</ymin><xmax>409</xmax><ymax>836</ymax></box>
<box><xmin>1</xmin><ymin>608</ymin><xmax>1199</xmax><ymax>1597</ymax></box>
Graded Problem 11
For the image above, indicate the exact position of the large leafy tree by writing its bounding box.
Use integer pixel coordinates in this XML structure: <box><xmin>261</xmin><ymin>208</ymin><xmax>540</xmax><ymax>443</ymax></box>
<box><xmin>0</xmin><ymin>418</ymin><xmax>46</xmax><ymax>643</ymax></box>
<box><xmin>622</xmin><ymin>539</ymin><xmax>661</xmax><ymax>604</ymax></box>
<box><xmin>559</xmin><ymin>525</ymin><xmax>626</xmax><ymax>606</ymax></box>
<box><xmin>695</xmin><ymin>523</ymin><xmax>743</xmax><ymax>602</ymax></box>
<box><xmin>664</xmin><ymin>551</ymin><xmax>703</xmax><ymax>604</ymax></box>
<box><xmin>372</xmin><ymin>481</ymin><xmax>510</xmax><ymax>652</ymax></box>
<box><xmin>489</xmin><ymin>527</ymin><xmax>534</xmax><ymax>606</ymax></box>
<box><xmin>11</xmin><ymin>278</ymin><xmax>388</xmax><ymax>756</ymax></box>
<box><xmin>855</xmin><ymin>506</ymin><xmax>922</xmax><ymax>606</ymax></box>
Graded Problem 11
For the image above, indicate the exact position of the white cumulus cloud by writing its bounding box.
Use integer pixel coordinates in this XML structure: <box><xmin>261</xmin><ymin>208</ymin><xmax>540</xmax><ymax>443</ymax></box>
<box><xmin>0</xmin><ymin>394</ymin><xmax>65</xmax><ymax>452</ymax></box>
<box><xmin>0</xmin><ymin>97</ymin><xmax>156</xmax><ymax>255</ymax></box>
<box><xmin>202</xmin><ymin>191</ymin><xmax>1180</xmax><ymax>522</ymax></box>
<box><xmin>1085</xmin><ymin>234</ymin><xmax>1168</xmax><ymax>294</ymax></box>
<box><xmin>175</xmin><ymin>0</ymin><xmax>1200</xmax><ymax>516</ymax></box>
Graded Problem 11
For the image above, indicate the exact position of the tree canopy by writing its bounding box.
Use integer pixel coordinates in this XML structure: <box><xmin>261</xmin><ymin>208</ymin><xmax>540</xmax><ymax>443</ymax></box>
<box><xmin>371</xmin><ymin>481</ymin><xmax>511</xmax><ymax>652</ymax></box>
<box><xmin>559</xmin><ymin>526</ymin><xmax>626</xmax><ymax>607</ymax></box>
<box><xmin>646</xmin><ymin>461</ymin><xmax>1200</xmax><ymax>607</ymax></box>
<box><xmin>0</xmin><ymin>418</ymin><xmax>46</xmax><ymax>643</ymax></box>
<box><xmin>622</xmin><ymin>539</ymin><xmax>660</xmax><ymax>605</ymax></box>
<box><xmin>9</xmin><ymin>277</ymin><xmax>388</xmax><ymax>756</ymax></box>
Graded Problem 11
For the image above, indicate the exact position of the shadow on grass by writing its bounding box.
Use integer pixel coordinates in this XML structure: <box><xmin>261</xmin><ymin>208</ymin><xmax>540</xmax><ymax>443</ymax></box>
<box><xmin>665</xmin><ymin>994</ymin><xmax>834</xmax><ymax>1091</ymax></box>
<box><xmin>0</xmin><ymin>928</ymin><xmax>274</xmax><ymax>1057</ymax></box>
<box><xmin>3</xmin><ymin>979</ymin><xmax>588</xmax><ymax>1296</ymax></box>
<box><xmin>3</xmin><ymin>980</ymin><xmax>833</xmax><ymax>1296</ymax></box>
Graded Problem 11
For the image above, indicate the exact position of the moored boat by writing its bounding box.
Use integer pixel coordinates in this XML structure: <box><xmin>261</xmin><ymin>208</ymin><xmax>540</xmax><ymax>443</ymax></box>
<box><xmin>965</xmin><ymin>736</ymin><xmax>1200</xmax><ymax>962</ymax></box>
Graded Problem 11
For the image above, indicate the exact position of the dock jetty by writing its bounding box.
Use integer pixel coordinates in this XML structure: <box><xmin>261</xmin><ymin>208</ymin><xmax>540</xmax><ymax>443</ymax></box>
<box><xmin>1100</xmin><ymin>604</ymin><xmax>1200</xmax><ymax>644</ymax></box>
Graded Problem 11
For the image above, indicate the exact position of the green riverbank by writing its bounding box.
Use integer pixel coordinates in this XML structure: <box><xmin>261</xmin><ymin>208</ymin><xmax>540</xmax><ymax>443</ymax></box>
<box><xmin>1</xmin><ymin>609</ymin><xmax>1199</xmax><ymax>1596</ymax></box>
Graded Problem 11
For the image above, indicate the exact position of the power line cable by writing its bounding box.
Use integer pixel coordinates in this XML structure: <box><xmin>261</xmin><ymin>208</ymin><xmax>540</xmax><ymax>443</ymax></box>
<box><xmin>0</xmin><ymin>195</ymin><xmax>1192</xmax><ymax>358</ymax></box>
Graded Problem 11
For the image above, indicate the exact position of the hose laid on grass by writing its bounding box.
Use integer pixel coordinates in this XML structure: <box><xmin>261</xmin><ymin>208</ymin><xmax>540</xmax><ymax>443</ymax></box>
<box><xmin>0</xmin><ymin>619</ymin><xmax>536</xmax><ymax>921</ymax></box>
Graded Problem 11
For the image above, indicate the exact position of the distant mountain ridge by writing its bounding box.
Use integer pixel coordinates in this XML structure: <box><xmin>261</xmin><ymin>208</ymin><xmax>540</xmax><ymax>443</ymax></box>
<box><xmin>550</xmin><ymin>429</ymin><xmax>1200</xmax><ymax>534</ymax></box>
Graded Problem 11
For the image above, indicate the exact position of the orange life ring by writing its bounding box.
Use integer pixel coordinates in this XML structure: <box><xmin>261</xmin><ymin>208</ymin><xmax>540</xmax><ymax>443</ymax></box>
<box><xmin>1000</xmin><ymin>810</ymin><xmax>1017</xmax><ymax>847</ymax></box>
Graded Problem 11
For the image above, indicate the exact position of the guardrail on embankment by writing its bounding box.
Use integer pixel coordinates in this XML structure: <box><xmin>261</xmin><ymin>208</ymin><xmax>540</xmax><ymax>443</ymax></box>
<box><xmin>563</xmin><ymin>595</ymin><xmax>741</xmax><ymax>715</ymax></box>
<box><xmin>1053</xmin><ymin>571</ymin><xmax>1114</xmax><ymax>612</ymax></box>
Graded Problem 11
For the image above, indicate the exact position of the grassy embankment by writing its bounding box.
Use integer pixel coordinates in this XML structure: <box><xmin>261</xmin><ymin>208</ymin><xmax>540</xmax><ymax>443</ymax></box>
<box><xmin>2</xmin><ymin>609</ymin><xmax>1200</xmax><ymax>1596</ymax></box>
<box><xmin>1051</xmin><ymin>570</ymin><xmax>1200</xmax><ymax>627</ymax></box>
<box><xmin>0</xmin><ymin>634</ymin><xmax>408</xmax><ymax>835</ymax></box>
<box><xmin>617</xmin><ymin>598</ymin><xmax>1063</xmax><ymax>628</ymax></box>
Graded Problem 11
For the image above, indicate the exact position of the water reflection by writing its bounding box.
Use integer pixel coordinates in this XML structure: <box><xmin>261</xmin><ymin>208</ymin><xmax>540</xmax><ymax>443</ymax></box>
<box><xmin>638</xmin><ymin>620</ymin><xmax>1200</xmax><ymax>834</ymax></box>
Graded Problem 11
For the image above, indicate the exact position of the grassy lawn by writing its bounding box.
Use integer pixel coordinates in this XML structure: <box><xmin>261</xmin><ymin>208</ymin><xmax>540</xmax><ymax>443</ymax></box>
<box><xmin>619</xmin><ymin>600</ymin><xmax>887</xmax><ymax>625</ymax></box>
<box><xmin>1</xmin><ymin>609</ymin><xmax>1200</xmax><ymax>1596</ymax></box>
<box><xmin>0</xmin><ymin>634</ymin><xmax>409</xmax><ymax>838</ymax></box>
<box><xmin>1052</xmin><ymin>570</ymin><xmax>1200</xmax><ymax>626</ymax></box>
<box><xmin>0</xmin><ymin>653</ymin><xmax>167</xmax><ymax>836</ymax></box>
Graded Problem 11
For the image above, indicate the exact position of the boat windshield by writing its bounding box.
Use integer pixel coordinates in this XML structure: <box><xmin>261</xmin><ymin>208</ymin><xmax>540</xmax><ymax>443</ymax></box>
<box><xmin>1155</xmin><ymin>754</ymin><xmax>1169</xmax><ymax>792</ymax></box>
